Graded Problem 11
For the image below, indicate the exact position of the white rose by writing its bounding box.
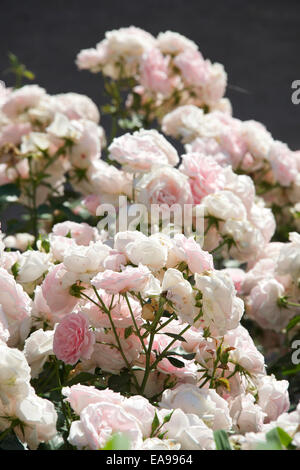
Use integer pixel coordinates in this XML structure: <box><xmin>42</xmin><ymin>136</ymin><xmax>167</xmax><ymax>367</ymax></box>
<box><xmin>159</xmin><ymin>384</ymin><xmax>232</xmax><ymax>430</ymax></box>
<box><xmin>162</xmin><ymin>268</ymin><xmax>197</xmax><ymax>325</ymax></box>
<box><xmin>125</xmin><ymin>237</ymin><xmax>168</xmax><ymax>270</ymax></box>
<box><xmin>24</xmin><ymin>329</ymin><xmax>54</xmax><ymax>378</ymax></box>
<box><xmin>17</xmin><ymin>250</ymin><xmax>50</xmax><ymax>284</ymax></box>
<box><xmin>202</xmin><ymin>190</ymin><xmax>247</xmax><ymax>221</ymax></box>
<box><xmin>195</xmin><ymin>270</ymin><xmax>244</xmax><ymax>336</ymax></box>
<box><xmin>230</xmin><ymin>393</ymin><xmax>266</xmax><ymax>433</ymax></box>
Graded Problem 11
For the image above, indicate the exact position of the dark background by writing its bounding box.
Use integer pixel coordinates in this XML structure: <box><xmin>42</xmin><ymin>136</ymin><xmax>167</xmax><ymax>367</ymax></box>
<box><xmin>0</xmin><ymin>0</ymin><xmax>300</xmax><ymax>148</ymax></box>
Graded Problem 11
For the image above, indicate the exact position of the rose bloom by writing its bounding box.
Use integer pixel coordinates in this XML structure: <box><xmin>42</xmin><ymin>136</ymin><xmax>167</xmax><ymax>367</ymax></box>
<box><xmin>52</xmin><ymin>221</ymin><xmax>98</xmax><ymax>246</ymax></box>
<box><xmin>230</xmin><ymin>393</ymin><xmax>266</xmax><ymax>434</ymax></box>
<box><xmin>157</xmin><ymin>31</ymin><xmax>198</xmax><ymax>54</ymax></box>
<box><xmin>224</xmin><ymin>325</ymin><xmax>265</xmax><ymax>375</ymax></box>
<box><xmin>53</xmin><ymin>312</ymin><xmax>95</xmax><ymax>365</ymax></box>
<box><xmin>179</xmin><ymin>153</ymin><xmax>225</xmax><ymax>203</ymax></box>
<box><xmin>68</xmin><ymin>402</ymin><xmax>143</xmax><ymax>450</ymax></box>
<box><xmin>53</xmin><ymin>92</ymin><xmax>100</xmax><ymax>123</ymax></box>
<box><xmin>201</xmin><ymin>190</ymin><xmax>247</xmax><ymax>222</ymax></box>
<box><xmin>195</xmin><ymin>270</ymin><xmax>244</xmax><ymax>336</ymax></box>
<box><xmin>172</xmin><ymin>234</ymin><xmax>214</xmax><ymax>274</ymax></box>
<box><xmin>162</xmin><ymin>105</ymin><xmax>205</xmax><ymax>143</ymax></box>
<box><xmin>136</xmin><ymin>166</ymin><xmax>193</xmax><ymax>212</ymax></box>
<box><xmin>159</xmin><ymin>384</ymin><xmax>232</xmax><ymax>431</ymax></box>
<box><xmin>174</xmin><ymin>49</ymin><xmax>210</xmax><ymax>87</ymax></box>
<box><xmin>256</xmin><ymin>374</ymin><xmax>290</xmax><ymax>423</ymax></box>
<box><xmin>0</xmin><ymin>267</ymin><xmax>32</xmax><ymax>346</ymax></box>
<box><xmin>91</xmin><ymin>264</ymin><xmax>152</xmax><ymax>294</ymax></box>
<box><xmin>268</xmin><ymin>140</ymin><xmax>298</xmax><ymax>186</ymax></box>
<box><xmin>63</xmin><ymin>384</ymin><xmax>124</xmax><ymax>415</ymax></box>
<box><xmin>24</xmin><ymin>329</ymin><xmax>54</xmax><ymax>378</ymax></box>
<box><xmin>247</xmin><ymin>278</ymin><xmax>292</xmax><ymax>332</ymax></box>
<box><xmin>2</xmin><ymin>84</ymin><xmax>46</xmax><ymax>118</ymax></box>
<box><xmin>90</xmin><ymin>328</ymin><xmax>142</xmax><ymax>374</ymax></box>
<box><xmin>41</xmin><ymin>263</ymin><xmax>78</xmax><ymax>317</ymax></box>
<box><xmin>108</xmin><ymin>129</ymin><xmax>179</xmax><ymax>172</ymax></box>
<box><xmin>160</xmin><ymin>408</ymin><xmax>215</xmax><ymax>450</ymax></box>
<box><xmin>140</xmin><ymin>48</ymin><xmax>172</xmax><ymax>95</ymax></box>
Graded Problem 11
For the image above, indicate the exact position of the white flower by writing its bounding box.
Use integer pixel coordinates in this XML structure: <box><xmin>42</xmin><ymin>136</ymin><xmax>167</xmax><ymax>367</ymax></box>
<box><xmin>24</xmin><ymin>329</ymin><xmax>54</xmax><ymax>378</ymax></box>
<box><xmin>195</xmin><ymin>270</ymin><xmax>244</xmax><ymax>336</ymax></box>
<box><xmin>17</xmin><ymin>250</ymin><xmax>49</xmax><ymax>284</ymax></box>
<box><xmin>159</xmin><ymin>384</ymin><xmax>232</xmax><ymax>430</ymax></box>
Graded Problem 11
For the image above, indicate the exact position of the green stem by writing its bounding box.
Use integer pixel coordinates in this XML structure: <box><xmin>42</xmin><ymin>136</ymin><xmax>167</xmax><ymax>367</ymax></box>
<box><xmin>124</xmin><ymin>293</ymin><xmax>147</xmax><ymax>355</ymax></box>
<box><xmin>91</xmin><ymin>287</ymin><xmax>141</xmax><ymax>392</ymax></box>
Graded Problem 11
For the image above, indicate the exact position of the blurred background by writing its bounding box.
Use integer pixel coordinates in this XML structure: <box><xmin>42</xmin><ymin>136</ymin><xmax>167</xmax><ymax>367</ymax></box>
<box><xmin>0</xmin><ymin>0</ymin><xmax>299</xmax><ymax>147</ymax></box>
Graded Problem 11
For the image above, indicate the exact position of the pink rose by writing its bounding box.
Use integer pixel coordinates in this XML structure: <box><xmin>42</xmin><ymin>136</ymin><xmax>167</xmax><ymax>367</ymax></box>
<box><xmin>53</xmin><ymin>312</ymin><xmax>95</xmax><ymax>365</ymax></box>
<box><xmin>91</xmin><ymin>264</ymin><xmax>152</xmax><ymax>294</ymax></box>
<box><xmin>41</xmin><ymin>264</ymin><xmax>78</xmax><ymax>317</ymax></box>
<box><xmin>268</xmin><ymin>141</ymin><xmax>298</xmax><ymax>186</ymax></box>
<box><xmin>68</xmin><ymin>402</ymin><xmax>143</xmax><ymax>450</ymax></box>
<box><xmin>52</xmin><ymin>221</ymin><xmax>97</xmax><ymax>246</ymax></box>
<box><xmin>90</xmin><ymin>329</ymin><xmax>142</xmax><ymax>373</ymax></box>
<box><xmin>136</xmin><ymin>166</ymin><xmax>193</xmax><ymax>210</ymax></box>
<box><xmin>0</xmin><ymin>267</ymin><xmax>31</xmax><ymax>346</ymax></box>
<box><xmin>2</xmin><ymin>84</ymin><xmax>46</xmax><ymax>118</ymax></box>
<box><xmin>108</xmin><ymin>129</ymin><xmax>179</xmax><ymax>172</ymax></box>
<box><xmin>140</xmin><ymin>48</ymin><xmax>172</xmax><ymax>95</ymax></box>
<box><xmin>63</xmin><ymin>385</ymin><xmax>124</xmax><ymax>415</ymax></box>
<box><xmin>179</xmin><ymin>153</ymin><xmax>225</xmax><ymax>203</ymax></box>
<box><xmin>257</xmin><ymin>375</ymin><xmax>290</xmax><ymax>423</ymax></box>
<box><xmin>221</xmin><ymin>268</ymin><xmax>246</xmax><ymax>294</ymax></box>
<box><xmin>174</xmin><ymin>49</ymin><xmax>210</xmax><ymax>87</ymax></box>
<box><xmin>82</xmin><ymin>290</ymin><xmax>143</xmax><ymax>329</ymax></box>
<box><xmin>172</xmin><ymin>234</ymin><xmax>214</xmax><ymax>274</ymax></box>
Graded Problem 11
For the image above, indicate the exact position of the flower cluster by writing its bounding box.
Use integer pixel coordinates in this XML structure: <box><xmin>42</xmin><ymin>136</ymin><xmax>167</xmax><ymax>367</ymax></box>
<box><xmin>76</xmin><ymin>27</ymin><xmax>228</xmax><ymax>129</ymax></box>
<box><xmin>0</xmin><ymin>27</ymin><xmax>299</xmax><ymax>451</ymax></box>
<box><xmin>162</xmin><ymin>105</ymin><xmax>300</xmax><ymax>235</ymax></box>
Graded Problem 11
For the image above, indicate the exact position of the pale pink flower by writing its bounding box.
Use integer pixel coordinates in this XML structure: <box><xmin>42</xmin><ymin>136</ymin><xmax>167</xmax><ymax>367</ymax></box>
<box><xmin>91</xmin><ymin>264</ymin><xmax>152</xmax><ymax>294</ymax></box>
<box><xmin>179</xmin><ymin>153</ymin><xmax>225</xmax><ymax>203</ymax></box>
<box><xmin>136</xmin><ymin>166</ymin><xmax>193</xmax><ymax>209</ymax></box>
<box><xmin>82</xmin><ymin>290</ymin><xmax>143</xmax><ymax>329</ymax></box>
<box><xmin>53</xmin><ymin>312</ymin><xmax>95</xmax><ymax>365</ymax></box>
<box><xmin>268</xmin><ymin>141</ymin><xmax>298</xmax><ymax>186</ymax></box>
<box><xmin>109</xmin><ymin>129</ymin><xmax>179</xmax><ymax>172</ymax></box>
<box><xmin>174</xmin><ymin>50</ymin><xmax>210</xmax><ymax>87</ymax></box>
<box><xmin>41</xmin><ymin>263</ymin><xmax>78</xmax><ymax>317</ymax></box>
<box><xmin>63</xmin><ymin>385</ymin><xmax>124</xmax><ymax>415</ymax></box>
<box><xmin>2</xmin><ymin>84</ymin><xmax>46</xmax><ymax>118</ymax></box>
<box><xmin>257</xmin><ymin>375</ymin><xmax>290</xmax><ymax>423</ymax></box>
<box><xmin>172</xmin><ymin>234</ymin><xmax>214</xmax><ymax>274</ymax></box>
<box><xmin>52</xmin><ymin>221</ymin><xmax>97</xmax><ymax>246</ymax></box>
<box><xmin>68</xmin><ymin>402</ymin><xmax>143</xmax><ymax>450</ymax></box>
<box><xmin>140</xmin><ymin>48</ymin><xmax>172</xmax><ymax>95</ymax></box>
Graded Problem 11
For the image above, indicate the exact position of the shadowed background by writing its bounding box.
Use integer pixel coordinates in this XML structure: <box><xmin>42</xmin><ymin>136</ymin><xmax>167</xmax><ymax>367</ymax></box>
<box><xmin>0</xmin><ymin>0</ymin><xmax>299</xmax><ymax>147</ymax></box>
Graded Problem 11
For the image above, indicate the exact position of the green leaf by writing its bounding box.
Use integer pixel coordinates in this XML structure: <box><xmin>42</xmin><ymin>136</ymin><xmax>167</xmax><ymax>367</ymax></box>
<box><xmin>256</xmin><ymin>427</ymin><xmax>294</xmax><ymax>450</ymax></box>
<box><xmin>276</xmin><ymin>427</ymin><xmax>293</xmax><ymax>448</ymax></box>
<box><xmin>11</xmin><ymin>261</ymin><xmax>20</xmax><ymax>279</ymax></box>
<box><xmin>213</xmin><ymin>430</ymin><xmax>232</xmax><ymax>450</ymax></box>
<box><xmin>124</xmin><ymin>326</ymin><xmax>133</xmax><ymax>339</ymax></box>
<box><xmin>165</xmin><ymin>356</ymin><xmax>185</xmax><ymax>368</ymax></box>
<box><xmin>163</xmin><ymin>332</ymin><xmax>187</xmax><ymax>343</ymax></box>
<box><xmin>151</xmin><ymin>412</ymin><xmax>160</xmax><ymax>436</ymax></box>
<box><xmin>102</xmin><ymin>433</ymin><xmax>130</xmax><ymax>450</ymax></box>
<box><xmin>286</xmin><ymin>315</ymin><xmax>300</xmax><ymax>332</ymax></box>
